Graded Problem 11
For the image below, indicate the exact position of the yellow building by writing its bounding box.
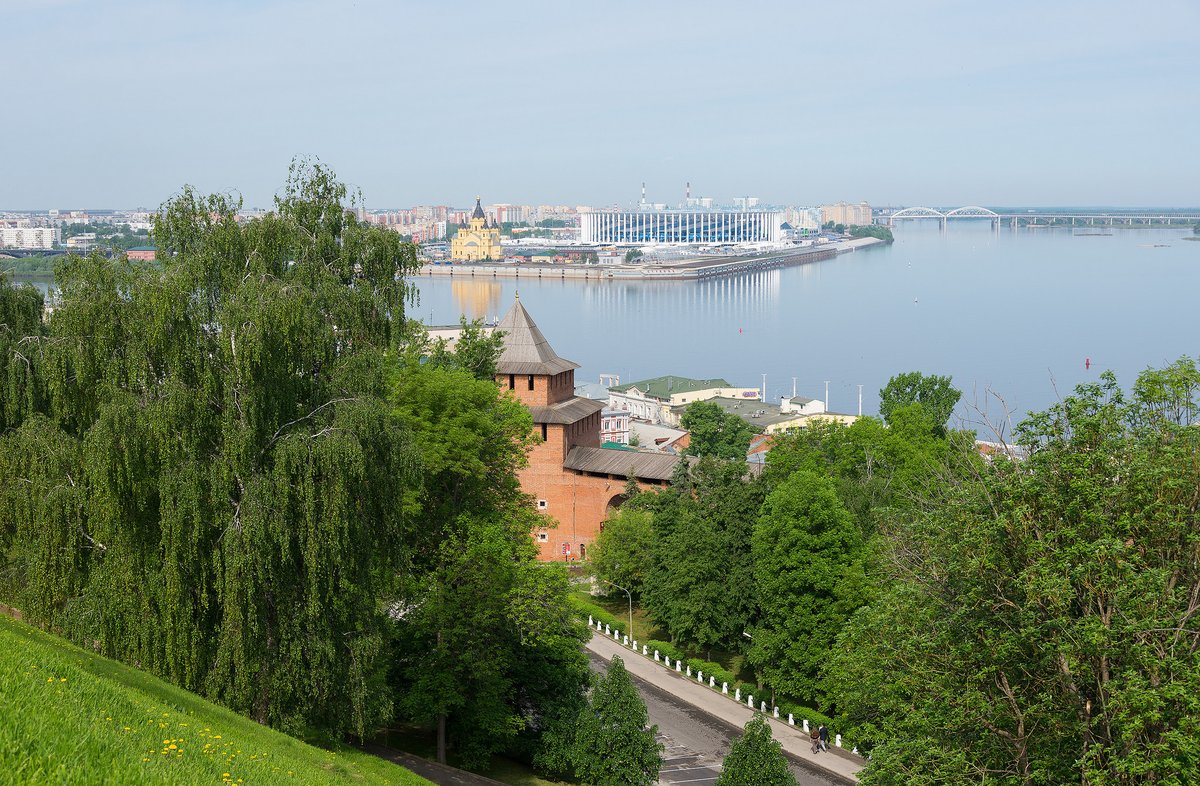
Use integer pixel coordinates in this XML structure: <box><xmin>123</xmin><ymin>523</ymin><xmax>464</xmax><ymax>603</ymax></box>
<box><xmin>819</xmin><ymin>201</ymin><xmax>873</xmax><ymax>227</ymax></box>
<box><xmin>450</xmin><ymin>197</ymin><xmax>503</xmax><ymax>262</ymax></box>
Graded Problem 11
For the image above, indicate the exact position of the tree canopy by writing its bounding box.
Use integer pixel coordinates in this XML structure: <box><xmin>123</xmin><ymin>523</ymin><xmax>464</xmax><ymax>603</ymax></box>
<box><xmin>878</xmin><ymin>371</ymin><xmax>961</xmax><ymax>432</ymax></box>
<box><xmin>0</xmin><ymin>163</ymin><xmax>591</xmax><ymax>770</ymax></box>
<box><xmin>573</xmin><ymin>656</ymin><xmax>663</xmax><ymax>786</ymax></box>
<box><xmin>715</xmin><ymin>715</ymin><xmax>798</xmax><ymax>786</ymax></box>
<box><xmin>829</xmin><ymin>363</ymin><xmax>1200</xmax><ymax>785</ymax></box>
<box><xmin>681</xmin><ymin>400</ymin><xmax>760</xmax><ymax>460</ymax></box>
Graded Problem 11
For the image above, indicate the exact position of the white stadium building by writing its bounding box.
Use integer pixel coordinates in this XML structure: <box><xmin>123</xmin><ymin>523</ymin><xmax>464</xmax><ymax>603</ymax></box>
<box><xmin>580</xmin><ymin>210</ymin><xmax>784</xmax><ymax>245</ymax></box>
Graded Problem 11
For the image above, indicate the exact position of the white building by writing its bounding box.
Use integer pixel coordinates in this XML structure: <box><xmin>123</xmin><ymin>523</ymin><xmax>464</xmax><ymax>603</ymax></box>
<box><xmin>0</xmin><ymin>227</ymin><xmax>59</xmax><ymax>249</ymax></box>
<box><xmin>580</xmin><ymin>210</ymin><xmax>783</xmax><ymax>245</ymax></box>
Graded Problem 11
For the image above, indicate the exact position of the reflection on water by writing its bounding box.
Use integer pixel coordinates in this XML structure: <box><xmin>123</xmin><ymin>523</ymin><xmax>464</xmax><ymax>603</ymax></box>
<box><xmin>451</xmin><ymin>280</ymin><xmax>503</xmax><ymax>321</ymax></box>
<box><xmin>413</xmin><ymin>224</ymin><xmax>1200</xmax><ymax>421</ymax></box>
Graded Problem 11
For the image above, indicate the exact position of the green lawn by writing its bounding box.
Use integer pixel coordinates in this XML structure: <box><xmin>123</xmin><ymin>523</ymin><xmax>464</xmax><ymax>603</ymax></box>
<box><xmin>0</xmin><ymin>614</ymin><xmax>432</xmax><ymax>786</ymax></box>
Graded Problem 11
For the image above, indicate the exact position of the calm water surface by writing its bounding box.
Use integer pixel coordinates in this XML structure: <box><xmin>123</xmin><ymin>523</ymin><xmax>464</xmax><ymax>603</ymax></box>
<box><xmin>413</xmin><ymin>222</ymin><xmax>1200</xmax><ymax>429</ymax></box>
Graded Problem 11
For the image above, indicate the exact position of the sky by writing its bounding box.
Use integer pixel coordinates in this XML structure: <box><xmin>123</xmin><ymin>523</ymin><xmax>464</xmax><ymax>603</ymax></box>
<box><xmin>2</xmin><ymin>0</ymin><xmax>1198</xmax><ymax>210</ymax></box>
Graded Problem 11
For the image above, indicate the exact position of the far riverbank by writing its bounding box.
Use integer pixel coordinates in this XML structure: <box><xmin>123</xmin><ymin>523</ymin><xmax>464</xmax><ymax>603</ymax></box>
<box><xmin>419</xmin><ymin>237</ymin><xmax>884</xmax><ymax>282</ymax></box>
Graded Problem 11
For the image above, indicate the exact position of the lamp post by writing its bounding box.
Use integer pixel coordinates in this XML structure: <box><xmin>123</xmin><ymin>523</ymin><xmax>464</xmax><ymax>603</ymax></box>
<box><xmin>601</xmin><ymin>579</ymin><xmax>633</xmax><ymax>647</ymax></box>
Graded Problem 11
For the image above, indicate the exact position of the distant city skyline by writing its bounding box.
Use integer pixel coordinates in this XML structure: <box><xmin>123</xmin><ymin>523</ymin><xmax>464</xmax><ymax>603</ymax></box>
<box><xmin>2</xmin><ymin>0</ymin><xmax>1197</xmax><ymax>209</ymax></box>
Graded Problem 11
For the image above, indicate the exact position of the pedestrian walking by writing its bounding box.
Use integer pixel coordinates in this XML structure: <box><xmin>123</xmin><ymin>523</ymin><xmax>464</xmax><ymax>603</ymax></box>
<box><xmin>810</xmin><ymin>726</ymin><xmax>820</xmax><ymax>754</ymax></box>
<box><xmin>818</xmin><ymin>723</ymin><xmax>829</xmax><ymax>752</ymax></box>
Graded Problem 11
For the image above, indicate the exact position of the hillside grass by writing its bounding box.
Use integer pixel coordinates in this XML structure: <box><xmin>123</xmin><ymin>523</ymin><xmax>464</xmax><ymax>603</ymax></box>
<box><xmin>0</xmin><ymin>614</ymin><xmax>432</xmax><ymax>786</ymax></box>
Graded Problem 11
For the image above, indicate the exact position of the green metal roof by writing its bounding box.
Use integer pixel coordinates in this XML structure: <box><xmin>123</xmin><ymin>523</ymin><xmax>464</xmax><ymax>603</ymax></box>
<box><xmin>609</xmin><ymin>375</ymin><xmax>734</xmax><ymax>400</ymax></box>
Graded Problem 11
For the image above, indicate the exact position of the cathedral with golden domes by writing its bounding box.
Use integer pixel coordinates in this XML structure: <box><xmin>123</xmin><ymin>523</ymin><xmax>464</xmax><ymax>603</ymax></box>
<box><xmin>450</xmin><ymin>197</ymin><xmax>503</xmax><ymax>262</ymax></box>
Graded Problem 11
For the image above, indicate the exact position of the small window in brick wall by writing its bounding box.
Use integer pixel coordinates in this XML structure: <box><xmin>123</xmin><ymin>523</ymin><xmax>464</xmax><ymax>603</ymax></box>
<box><xmin>537</xmin><ymin>531</ymin><xmax>548</xmax><ymax>542</ymax></box>
<box><xmin>537</xmin><ymin>499</ymin><xmax>548</xmax><ymax>510</ymax></box>
<box><xmin>541</xmin><ymin>423</ymin><xmax>548</xmax><ymax>440</ymax></box>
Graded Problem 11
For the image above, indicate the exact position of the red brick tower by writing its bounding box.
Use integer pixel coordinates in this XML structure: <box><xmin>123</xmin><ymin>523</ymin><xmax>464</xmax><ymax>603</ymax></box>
<box><xmin>494</xmin><ymin>296</ymin><xmax>682</xmax><ymax>561</ymax></box>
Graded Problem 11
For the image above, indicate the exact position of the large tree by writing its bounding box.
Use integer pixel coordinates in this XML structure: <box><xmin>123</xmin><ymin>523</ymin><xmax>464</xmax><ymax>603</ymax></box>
<box><xmin>0</xmin><ymin>161</ymin><xmax>422</xmax><ymax>737</ymax></box>
<box><xmin>681</xmin><ymin>400</ymin><xmax>760</xmax><ymax>460</ymax></box>
<box><xmin>829</xmin><ymin>364</ymin><xmax>1200</xmax><ymax>786</ymax></box>
<box><xmin>386</xmin><ymin>352</ymin><xmax>589</xmax><ymax>767</ymax></box>
<box><xmin>642</xmin><ymin>458</ymin><xmax>763</xmax><ymax>657</ymax></box>
<box><xmin>749</xmin><ymin>470</ymin><xmax>867</xmax><ymax>707</ymax></box>
<box><xmin>590</xmin><ymin>507</ymin><xmax>655</xmax><ymax>599</ymax></box>
<box><xmin>715</xmin><ymin>715</ymin><xmax>798</xmax><ymax>786</ymax></box>
<box><xmin>573</xmin><ymin>656</ymin><xmax>663</xmax><ymax>786</ymax></box>
<box><xmin>878</xmin><ymin>371</ymin><xmax>961</xmax><ymax>433</ymax></box>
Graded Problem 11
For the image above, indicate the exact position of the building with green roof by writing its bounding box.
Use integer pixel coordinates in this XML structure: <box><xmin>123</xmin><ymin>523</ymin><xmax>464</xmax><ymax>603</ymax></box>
<box><xmin>607</xmin><ymin>374</ymin><xmax>760</xmax><ymax>424</ymax></box>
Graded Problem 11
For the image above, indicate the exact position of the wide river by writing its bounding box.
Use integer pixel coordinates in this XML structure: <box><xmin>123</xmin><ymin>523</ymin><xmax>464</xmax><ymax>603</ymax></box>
<box><xmin>414</xmin><ymin>222</ymin><xmax>1200</xmax><ymax>431</ymax></box>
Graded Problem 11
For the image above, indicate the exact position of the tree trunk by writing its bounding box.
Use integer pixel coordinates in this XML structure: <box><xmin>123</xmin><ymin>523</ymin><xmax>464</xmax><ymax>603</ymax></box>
<box><xmin>437</xmin><ymin>713</ymin><xmax>447</xmax><ymax>764</ymax></box>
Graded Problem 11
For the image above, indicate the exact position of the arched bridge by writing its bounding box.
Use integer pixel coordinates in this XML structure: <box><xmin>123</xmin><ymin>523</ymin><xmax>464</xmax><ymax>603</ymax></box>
<box><xmin>886</xmin><ymin>207</ymin><xmax>1200</xmax><ymax>230</ymax></box>
<box><xmin>888</xmin><ymin>206</ymin><xmax>999</xmax><ymax>229</ymax></box>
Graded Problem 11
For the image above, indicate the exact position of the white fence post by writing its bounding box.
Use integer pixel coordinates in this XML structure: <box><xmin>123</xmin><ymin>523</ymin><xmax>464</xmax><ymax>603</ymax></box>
<box><xmin>773</xmin><ymin>706</ymin><xmax>779</xmax><ymax>719</ymax></box>
<box><xmin>654</xmin><ymin>650</ymin><xmax>660</xmax><ymax>662</ymax></box>
<box><xmin>747</xmin><ymin>694</ymin><xmax>754</xmax><ymax>708</ymax></box>
<box><xmin>836</xmin><ymin>734</ymin><xmax>842</xmax><ymax>748</ymax></box>
<box><xmin>735</xmin><ymin>688</ymin><xmax>740</xmax><ymax>701</ymax></box>
<box><xmin>803</xmin><ymin>719</ymin><xmax>809</xmax><ymax>733</ymax></box>
<box><xmin>642</xmin><ymin>645</ymin><xmax>648</xmax><ymax>656</ymax></box>
<box><xmin>675</xmin><ymin>661</ymin><xmax>682</xmax><ymax>673</ymax></box>
<box><xmin>788</xmin><ymin>713</ymin><xmax>794</xmax><ymax>726</ymax></box>
<box><xmin>588</xmin><ymin>615</ymin><xmax>593</xmax><ymax>626</ymax></box>
<box><xmin>709</xmin><ymin>676</ymin><xmax>715</xmax><ymax>688</ymax></box>
<box><xmin>722</xmin><ymin>682</ymin><xmax>728</xmax><ymax>695</ymax></box>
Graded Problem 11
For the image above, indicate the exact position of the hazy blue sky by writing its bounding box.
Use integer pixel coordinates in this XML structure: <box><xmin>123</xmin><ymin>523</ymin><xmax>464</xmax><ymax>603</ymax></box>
<box><xmin>2</xmin><ymin>0</ymin><xmax>1197</xmax><ymax>209</ymax></box>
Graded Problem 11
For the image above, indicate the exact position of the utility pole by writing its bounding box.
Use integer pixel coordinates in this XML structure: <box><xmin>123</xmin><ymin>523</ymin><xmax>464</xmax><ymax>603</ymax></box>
<box><xmin>762</xmin><ymin>373</ymin><xmax>766</xmax><ymax>402</ymax></box>
<box><xmin>792</xmin><ymin>377</ymin><xmax>797</xmax><ymax>398</ymax></box>
<box><xmin>824</xmin><ymin>380</ymin><xmax>830</xmax><ymax>411</ymax></box>
<box><xmin>858</xmin><ymin>384</ymin><xmax>863</xmax><ymax>417</ymax></box>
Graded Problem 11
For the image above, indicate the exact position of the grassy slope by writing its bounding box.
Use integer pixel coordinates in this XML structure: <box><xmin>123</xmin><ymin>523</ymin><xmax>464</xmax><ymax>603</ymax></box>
<box><xmin>0</xmin><ymin>614</ymin><xmax>432</xmax><ymax>786</ymax></box>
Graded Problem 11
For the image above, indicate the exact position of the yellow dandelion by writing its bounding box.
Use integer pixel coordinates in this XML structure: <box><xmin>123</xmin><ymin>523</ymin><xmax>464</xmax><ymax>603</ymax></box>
<box><xmin>47</xmin><ymin>677</ymin><xmax>53</xmax><ymax>682</ymax></box>
<box><xmin>223</xmin><ymin>774</ymin><xmax>230</xmax><ymax>778</ymax></box>
<box><xmin>213</xmin><ymin>734</ymin><xmax>222</xmax><ymax>739</ymax></box>
<box><xmin>168</xmin><ymin>744</ymin><xmax>177</xmax><ymax>750</ymax></box>
<box><xmin>59</xmin><ymin>677</ymin><xmax>66</xmax><ymax>682</ymax></box>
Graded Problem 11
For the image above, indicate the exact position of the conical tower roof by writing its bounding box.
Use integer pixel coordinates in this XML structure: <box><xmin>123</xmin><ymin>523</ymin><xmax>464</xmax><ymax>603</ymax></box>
<box><xmin>495</xmin><ymin>297</ymin><xmax>579</xmax><ymax>376</ymax></box>
<box><xmin>472</xmin><ymin>196</ymin><xmax>486</xmax><ymax>221</ymax></box>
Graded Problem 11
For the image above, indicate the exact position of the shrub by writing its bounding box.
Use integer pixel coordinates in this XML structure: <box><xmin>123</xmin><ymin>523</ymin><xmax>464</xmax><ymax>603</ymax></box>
<box><xmin>644</xmin><ymin>640</ymin><xmax>683</xmax><ymax>662</ymax></box>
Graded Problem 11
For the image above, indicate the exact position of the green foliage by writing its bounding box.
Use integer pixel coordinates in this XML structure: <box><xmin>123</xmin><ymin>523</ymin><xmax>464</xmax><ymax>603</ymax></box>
<box><xmin>590</xmin><ymin>508</ymin><xmax>654</xmax><ymax>598</ymax></box>
<box><xmin>410</xmin><ymin>317</ymin><xmax>506</xmax><ymax>381</ymax></box>
<box><xmin>715</xmin><ymin>715</ymin><xmax>798</xmax><ymax>786</ymax></box>
<box><xmin>847</xmin><ymin>225</ymin><xmax>894</xmax><ymax>242</ymax></box>
<box><xmin>829</xmin><ymin>363</ymin><xmax>1200</xmax><ymax>785</ymax></box>
<box><xmin>0</xmin><ymin>613</ymin><xmax>432</xmax><ymax>785</ymax></box>
<box><xmin>749</xmin><ymin>471</ymin><xmax>866</xmax><ymax>707</ymax></box>
<box><xmin>680</xmin><ymin>400</ymin><xmax>759</xmax><ymax>460</ymax></box>
<box><xmin>642</xmin><ymin>459</ymin><xmax>764</xmax><ymax>657</ymax></box>
<box><xmin>1</xmin><ymin>255</ymin><xmax>66</xmax><ymax>275</ymax></box>
<box><xmin>570</xmin><ymin>594</ymin><xmax>624</xmax><ymax>636</ymax></box>
<box><xmin>386</xmin><ymin>355</ymin><xmax>587</xmax><ymax>769</ymax></box>
<box><xmin>878</xmin><ymin>370</ymin><xmax>961</xmax><ymax>433</ymax></box>
<box><xmin>624</xmin><ymin>249</ymin><xmax>644</xmax><ymax>263</ymax></box>
<box><xmin>645</xmin><ymin>640</ymin><xmax>684</xmax><ymax>662</ymax></box>
<box><xmin>572</xmin><ymin>657</ymin><xmax>662</xmax><ymax>786</ymax></box>
<box><xmin>0</xmin><ymin>276</ymin><xmax>45</xmax><ymax>431</ymax></box>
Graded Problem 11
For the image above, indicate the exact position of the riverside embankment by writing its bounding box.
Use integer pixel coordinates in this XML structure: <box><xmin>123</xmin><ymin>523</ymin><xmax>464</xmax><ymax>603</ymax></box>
<box><xmin>419</xmin><ymin>237</ymin><xmax>884</xmax><ymax>282</ymax></box>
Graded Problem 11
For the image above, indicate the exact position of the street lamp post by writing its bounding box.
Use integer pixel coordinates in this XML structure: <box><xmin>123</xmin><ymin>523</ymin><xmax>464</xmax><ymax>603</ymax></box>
<box><xmin>601</xmin><ymin>579</ymin><xmax>633</xmax><ymax>648</ymax></box>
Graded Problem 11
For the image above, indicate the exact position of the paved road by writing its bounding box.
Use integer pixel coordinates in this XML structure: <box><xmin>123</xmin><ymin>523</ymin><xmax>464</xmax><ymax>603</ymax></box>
<box><xmin>587</xmin><ymin>650</ymin><xmax>848</xmax><ymax>786</ymax></box>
